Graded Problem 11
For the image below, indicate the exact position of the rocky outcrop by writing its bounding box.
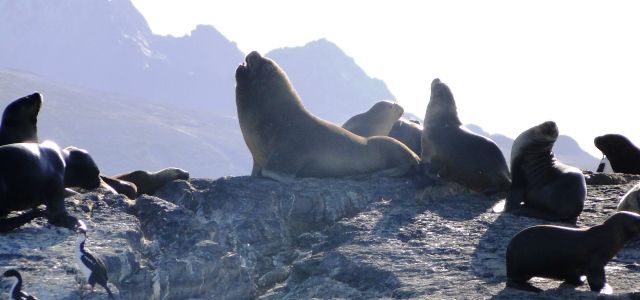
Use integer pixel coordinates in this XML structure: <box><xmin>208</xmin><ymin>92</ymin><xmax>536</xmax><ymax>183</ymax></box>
<box><xmin>2</xmin><ymin>174</ymin><xmax>640</xmax><ymax>299</ymax></box>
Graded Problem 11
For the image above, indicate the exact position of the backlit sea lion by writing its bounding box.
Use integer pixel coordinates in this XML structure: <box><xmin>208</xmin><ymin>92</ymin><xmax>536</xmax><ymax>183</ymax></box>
<box><xmin>421</xmin><ymin>78</ymin><xmax>510</xmax><ymax>195</ymax></box>
<box><xmin>342</xmin><ymin>100</ymin><xmax>404</xmax><ymax>137</ymax></box>
<box><xmin>505</xmin><ymin>121</ymin><xmax>586</xmax><ymax>223</ymax></box>
<box><xmin>235</xmin><ymin>51</ymin><xmax>420</xmax><ymax>182</ymax></box>
<box><xmin>506</xmin><ymin>211</ymin><xmax>640</xmax><ymax>293</ymax></box>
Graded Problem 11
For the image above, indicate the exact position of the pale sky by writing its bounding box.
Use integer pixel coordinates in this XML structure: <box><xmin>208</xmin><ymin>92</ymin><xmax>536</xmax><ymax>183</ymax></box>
<box><xmin>131</xmin><ymin>0</ymin><xmax>640</xmax><ymax>158</ymax></box>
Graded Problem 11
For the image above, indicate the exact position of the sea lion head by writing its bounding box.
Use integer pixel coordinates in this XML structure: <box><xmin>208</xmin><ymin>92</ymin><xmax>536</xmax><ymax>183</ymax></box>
<box><xmin>425</xmin><ymin>78</ymin><xmax>460</xmax><ymax>126</ymax></box>
<box><xmin>510</xmin><ymin>121</ymin><xmax>558</xmax><ymax>166</ymax></box>
<box><xmin>236</xmin><ymin>51</ymin><xmax>298</xmax><ymax>106</ymax></box>
<box><xmin>63</xmin><ymin>146</ymin><xmax>101</xmax><ymax>189</ymax></box>
<box><xmin>602</xmin><ymin>211</ymin><xmax>640</xmax><ymax>239</ymax></box>
<box><xmin>1</xmin><ymin>92</ymin><xmax>42</xmax><ymax>143</ymax></box>
<box><xmin>594</xmin><ymin>134</ymin><xmax>635</xmax><ymax>157</ymax></box>
<box><xmin>370</xmin><ymin>101</ymin><xmax>404</xmax><ymax>120</ymax></box>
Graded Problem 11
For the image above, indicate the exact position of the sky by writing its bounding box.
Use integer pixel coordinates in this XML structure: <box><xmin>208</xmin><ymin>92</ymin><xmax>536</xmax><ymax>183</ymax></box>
<box><xmin>131</xmin><ymin>0</ymin><xmax>640</xmax><ymax>158</ymax></box>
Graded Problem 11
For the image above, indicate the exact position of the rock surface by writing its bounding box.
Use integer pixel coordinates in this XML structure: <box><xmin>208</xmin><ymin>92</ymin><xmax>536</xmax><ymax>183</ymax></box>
<box><xmin>2</xmin><ymin>173</ymin><xmax>640</xmax><ymax>299</ymax></box>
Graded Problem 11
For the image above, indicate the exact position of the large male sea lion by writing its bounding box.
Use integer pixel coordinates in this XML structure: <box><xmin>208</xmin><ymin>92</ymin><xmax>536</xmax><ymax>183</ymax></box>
<box><xmin>388</xmin><ymin>118</ymin><xmax>423</xmax><ymax>156</ymax></box>
<box><xmin>0</xmin><ymin>141</ymin><xmax>101</xmax><ymax>231</ymax></box>
<box><xmin>421</xmin><ymin>78</ymin><xmax>510</xmax><ymax>195</ymax></box>
<box><xmin>0</xmin><ymin>93</ymin><xmax>42</xmax><ymax>145</ymax></box>
<box><xmin>342</xmin><ymin>100</ymin><xmax>404</xmax><ymax>137</ymax></box>
<box><xmin>506</xmin><ymin>211</ymin><xmax>640</xmax><ymax>293</ymax></box>
<box><xmin>114</xmin><ymin>167</ymin><xmax>189</xmax><ymax>196</ymax></box>
<box><xmin>505</xmin><ymin>121</ymin><xmax>586</xmax><ymax>223</ymax></box>
<box><xmin>594</xmin><ymin>134</ymin><xmax>640</xmax><ymax>174</ymax></box>
<box><xmin>235</xmin><ymin>51</ymin><xmax>420</xmax><ymax>182</ymax></box>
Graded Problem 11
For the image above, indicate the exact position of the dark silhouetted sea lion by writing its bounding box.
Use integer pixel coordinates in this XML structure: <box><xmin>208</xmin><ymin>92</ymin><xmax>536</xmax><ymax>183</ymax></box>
<box><xmin>235</xmin><ymin>51</ymin><xmax>420</xmax><ymax>182</ymax></box>
<box><xmin>594</xmin><ymin>134</ymin><xmax>640</xmax><ymax>174</ymax></box>
<box><xmin>506</xmin><ymin>211</ymin><xmax>640</xmax><ymax>293</ymax></box>
<box><xmin>618</xmin><ymin>183</ymin><xmax>640</xmax><ymax>214</ymax></box>
<box><xmin>388</xmin><ymin>118</ymin><xmax>423</xmax><ymax>156</ymax></box>
<box><xmin>342</xmin><ymin>100</ymin><xmax>404</xmax><ymax>137</ymax></box>
<box><xmin>421</xmin><ymin>78</ymin><xmax>510</xmax><ymax>195</ymax></box>
<box><xmin>100</xmin><ymin>175</ymin><xmax>137</xmax><ymax>199</ymax></box>
<box><xmin>505</xmin><ymin>121</ymin><xmax>586</xmax><ymax>223</ymax></box>
<box><xmin>0</xmin><ymin>141</ymin><xmax>101</xmax><ymax>231</ymax></box>
<box><xmin>0</xmin><ymin>93</ymin><xmax>42</xmax><ymax>145</ymax></box>
<box><xmin>114</xmin><ymin>168</ymin><xmax>188</xmax><ymax>196</ymax></box>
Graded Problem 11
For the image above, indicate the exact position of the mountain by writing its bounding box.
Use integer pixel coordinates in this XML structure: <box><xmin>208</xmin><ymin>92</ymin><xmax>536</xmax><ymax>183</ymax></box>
<box><xmin>267</xmin><ymin>39</ymin><xmax>395</xmax><ymax>124</ymax></box>
<box><xmin>0</xmin><ymin>69</ymin><xmax>251</xmax><ymax>177</ymax></box>
<box><xmin>0</xmin><ymin>0</ymin><xmax>244</xmax><ymax>112</ymax></box>
<box><xmin>466</xmin><ymin>124</ymin><xmax>599</xmax><ymax>171</ymax></box>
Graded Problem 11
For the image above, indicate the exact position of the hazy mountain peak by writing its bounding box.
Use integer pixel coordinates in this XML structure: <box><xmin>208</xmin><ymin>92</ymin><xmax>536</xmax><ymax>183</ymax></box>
<box><xmin>267</xmin><ymin>38</ymin><xmax>394</xmax><ymax>123</ymax></box>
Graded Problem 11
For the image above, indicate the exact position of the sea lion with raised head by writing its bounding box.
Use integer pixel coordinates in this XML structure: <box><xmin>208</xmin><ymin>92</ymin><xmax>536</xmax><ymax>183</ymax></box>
<box><xmin>235</xmin><ymin>51</ymin><xmax>420</xmax><ymax>182</ymax></box>
<box><xmin>594</xmin><ymin>134</ymin><xmax>640</xmax><ymax>174</ymax></box>
<box><xmin>114</xmin><ymin>168</ymin><xmax>189</xmax><ymax>196</ymax></box>
<box><xmin>0</xmin><ymin>141</ymin><xmax>101</xmax><ymax>232</ymax></box>
<box><xmin>506</xmin><ymin>211</ymin><xmax>640</xmax><ymax>293</ymax></box>
<box><xmin>421</xmin><ymin>78</ymin><xmax>510</xmax><ymax>195</ymax></box>
<box><xmin>342</xmin><ymin>100</ymin><xmax>404</xmax><ymax>137</ymax></box>
<box><xmin>505</xmin><ymin>121</ymin><xmax>586</xmax><ymax>223</ymax></box>
<box><xmin>388</xmin><ymin>118</ymin><xmax>423</xmax><ymax>156</ymax></box>
<box><xmin>0</xmin><ymin>93</ymin><xmax>42</xmax><ymax>145</ymax></box>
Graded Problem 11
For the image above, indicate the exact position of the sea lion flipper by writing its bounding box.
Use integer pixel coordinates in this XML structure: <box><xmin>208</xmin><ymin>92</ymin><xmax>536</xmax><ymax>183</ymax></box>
<box><xmin>586</xmin><ymin>267</ymin><xmax>608</xmax><ymax>293</ymax></box>
<box><xmin>505</xmin><ymin>189</ymin><xmax>525</xmax><ymax>211</ymax></box>
<box><xmin>251</xmin><ymin>161</ymin><xmax>262</xmax><ymax>177</ymax></box>
<box><xmin>506</xmin><ymin>278</ymin><xmax>542</xmax><ymax>293</ymax></box>
<box><xmin>0</xmin><ymin>209</ymin><xmax>45</xmax><ymax>232</ymax></box>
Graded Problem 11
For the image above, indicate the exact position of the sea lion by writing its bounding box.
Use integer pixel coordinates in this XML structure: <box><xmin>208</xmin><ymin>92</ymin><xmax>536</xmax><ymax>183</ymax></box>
<box><xmin>0</xmin><ymin>141</ymin><xmax>101</xmax><ymax>232</ymax></box>
<box><xmin>342</xmin><ymin>100</ymin><xmax>404</xmax><ymax>137</ymax></box>
<box><xmin>505</xmin><ymin>121</ymin><xmax>586</xmax><ymax>223</ymax></box>
<box><xmin>388</xmin><ymin>118</ymin><xmax>423</xmax><ymax>156</ymax></box>
<box><xmin>99</xmin><ymin>175</ymin><xmax>137</xmax><ymax>199</ymax></box>
<box><xmin>235</xmin><ymin>51</ymin><xmax>420</xmax><ymax>182</ymax></box>
<box><xmin>114</xmin><ymin>168</ymin><xmax>189</xmax><ymax>196</ymax></box>
<box><xmin>0</xmin><ymin>93</ymin><xmax>42</xmax><ymax>145</ymax></box>
<box><xmin>594</xmin><ymin>134</ymin><xmax>640</xmax><ymax>174</ymax></box>
<box><xmin>506</xmin><ymin>211</ymin><xmax>640</xmax><ymax>293</ymax></box>
<box><xmin>617</xmin><ymin>183</ymin><xmax>640</xmax><ymax>213</ymax></box>
<box><xmin>421</xmin><ymin>78</ymin><xmax>510</xmax><ymax>195</ymax></box>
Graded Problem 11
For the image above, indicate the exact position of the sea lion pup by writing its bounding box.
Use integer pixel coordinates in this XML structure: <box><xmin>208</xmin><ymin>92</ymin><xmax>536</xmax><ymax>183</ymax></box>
<box><xmin>235</xmin><ymin>51</ymin><xmax>420</xmax><ymax>182</ymax></box>
<box><xmin>342</xmin><ymin>100</ymin><xmax>404</xmax><ymax>137</ymax></box>
<box><xmin>506</xmin><ymin>211</ymin><xmax>640</xmax><ymax>293</ymax></box>
<box><xmin>594</xmin><ymin>134</ymin><xmax>640</xmax><ymax>174</ymax></box>
<box><xmin>617</xmin><ymin>183</ymin><xmax>640</xmax><ymax>213</ymax></box>
<box><xmin>505</xmin><ymin>121</ymin><xmax>586</xmax><ymax>223</ymax></box>
<box><xmin>421</xmin><ymin>78</ymin><xmax>510</xmax><ymax>195</ymax></box>
<box><xmin>0</xmin><ymin>92</ymin><xmax>42</xmax><ymax>145</ymax></box>
<box><xmin>0</xmin><ymin>141</ymin><xmax>101</xmax><ymax>232</ymax></box>
<box><xmin>388</xmin><ymin>118</ymin><xmax>423</xmax><ymax>156</ymax></box>
<box><xmin>114</xmin><ymin>167</ymin><xmax>189</xmax><ymax>196</ymax></box>
<box><xmin>99</xmin><ymin>175</ymin><xmax>137</xmax><ymax>199</ymax></box>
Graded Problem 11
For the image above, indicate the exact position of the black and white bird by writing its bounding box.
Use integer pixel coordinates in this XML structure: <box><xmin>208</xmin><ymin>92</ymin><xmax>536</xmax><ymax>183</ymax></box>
<box><xmin>2</xmin><ymin>269</ymin><xmax>39</xmax><ymax>300</ymax></box>
<box><xmin>75</xmin><ymin>220</ymin><xmax>114</xmax><ymax>298</ymax></box>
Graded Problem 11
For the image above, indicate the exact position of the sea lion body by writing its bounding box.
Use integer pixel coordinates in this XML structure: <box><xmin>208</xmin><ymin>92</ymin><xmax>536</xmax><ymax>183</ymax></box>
<box><xmin>388</xmin><ymin>119</ymin><xmax>423</xmax><ymax>156</ymax></box>
<box><xmin>618</xmin><ymin>183</ymin><xmax>640</xmax><ymax>213</ymax></box>
<box><xmin>235</xmin><ymin>51</ymin><xmax>419</xmax><ymax>181</ymax></box>
<box><xmin>506</xmin><ymin>211</ymin><xmax>640</xmax><ymax>293</ymax></box>
<box><xmin>0</xmin><ymin>93</ymin><xmax>42</xmax><ymax>145</ymax></box>
<box><xmin>594</xmin><ymin>134</ymin><xmax>640</xmax><ymax>174</ymax></box>
<box><xmin>100</xmin><ymin>175</ymin><xmax>137</xmax><ymax>199</ymax></box>
<box><xmin>0</xmin><ymin>141</ymin><xmax>100</xmax><ymax>231</ymax></box>
<box><xmin>506</xmin><ymin>121</ymin><xmax>586</xmax><ymax>223</ymax></box>
<box><xmin>342</xmin><ymin>100</ymin><xmax>404</xmax><ymax>137</ymax></box>
<box><xmin>114</xmin><ymin>168</ymin><xmax>189</xmax><ymax>196</ymax></box>
<box><xmin>421</xmin><ymin>79</ymin><xmax>510</xmax><ymax>194</ymax></box>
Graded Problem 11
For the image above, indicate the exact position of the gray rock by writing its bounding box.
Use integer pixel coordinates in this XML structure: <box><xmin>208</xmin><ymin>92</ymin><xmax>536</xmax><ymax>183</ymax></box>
<box><xmin>2</xmin><ymin>174</ymin><xmax>640</xmax><ymax>299</ymax></box>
